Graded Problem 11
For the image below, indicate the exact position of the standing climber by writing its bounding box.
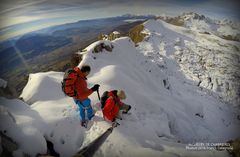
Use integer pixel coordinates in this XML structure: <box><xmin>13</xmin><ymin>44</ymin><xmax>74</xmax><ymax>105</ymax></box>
<box><xmin>101</xmin><ymin>90</ymin><xmax>131</xmax><ymax>122</ymax></box>
<box><xmin>73</xmin><ymin>65</ymin><xmax>100</xmax><ymax>127</ymax></box>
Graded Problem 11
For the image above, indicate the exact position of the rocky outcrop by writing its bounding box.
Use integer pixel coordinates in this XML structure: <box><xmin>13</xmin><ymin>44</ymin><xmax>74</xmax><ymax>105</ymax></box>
<box><xmin>98</xmin><ymin>33</ymin><xmax>108</xmax><ymax>40</ymax></box>
<box><xmin>0</xmin><ymin>131</ymin><xmax>18</xmax><ymax>157</ymax></box>
<box><xmin>128</xmin><ymin>24</ymin><xmax>148</xmax><ymax>44</ymax></box>
<box><xmin>98</xmin><ymin>23</ymin><xmax>148</xmax><ymax>45</ymax></box>
<box><xmin>108</xmin><ymin>31</ymin><xmax>121</xmax><ymax>41</ymax></box>
<box><xmin>98</xmin><ymin>31</ymin><xmax>121</xmax><ymax>41</ymax></box>
<box><xmin>70</xmin><ymin>53</ymin><xmax>82</xmax><ymax>68</ymax></box>
<box><xmin>92</xmin><ymin>43</ymin><xmax>113</xmax><ymax>53</ymax></box>
<box><xmin>157</xmin><ymin>16</ymin><xmax>184</xmax><ymax>26</ymax></box>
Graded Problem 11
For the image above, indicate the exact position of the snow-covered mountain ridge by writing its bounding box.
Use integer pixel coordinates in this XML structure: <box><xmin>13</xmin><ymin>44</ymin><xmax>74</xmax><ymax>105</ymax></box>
<box><xmin>158</xmin><ymin>12</ymin><xmax>240</xmax><ymax>42</ymax></box>
<box><xmin>156</xmin><ymin>13</ymin><xmax>240</xmax><ymax>106</ymax></box>
<box><xmin>1</xmin><ymin>14</ymin><xmax>240</xmax><ymax>157</ymax></box>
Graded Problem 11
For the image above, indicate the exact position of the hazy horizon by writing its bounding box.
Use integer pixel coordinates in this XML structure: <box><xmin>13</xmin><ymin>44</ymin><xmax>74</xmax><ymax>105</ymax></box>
<box><xmin>0</xmin><ymin>0</ymin><xmax>239</xmax><ymax>41</ymax></box>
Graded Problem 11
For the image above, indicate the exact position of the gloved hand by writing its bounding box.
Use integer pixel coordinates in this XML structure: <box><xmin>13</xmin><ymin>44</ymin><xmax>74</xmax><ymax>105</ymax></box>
<box><xmin>91</xmin><ymin>84</ymin><xmax>100</xmax><ymax>92</ymax></box>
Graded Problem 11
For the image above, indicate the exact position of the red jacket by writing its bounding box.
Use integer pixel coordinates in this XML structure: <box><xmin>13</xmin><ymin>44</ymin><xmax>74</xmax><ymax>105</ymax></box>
<box><xmin>73</xmin><ymin>67</ymin><xmax>93</xmax><ymax>101</ymax></box>
<box><xmin>102</xmin><ymin>91</ymin><xmax>123</xmax><ymax>121</ymax></box>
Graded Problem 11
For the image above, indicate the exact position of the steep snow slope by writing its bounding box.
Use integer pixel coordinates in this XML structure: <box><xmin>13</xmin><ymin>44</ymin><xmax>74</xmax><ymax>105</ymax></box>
<box><xmin>152</xmin><ymin>16</ymin><xmax>240</xmax><ymax>106</ymax></box>
<box><xmin>1</xmin><ymin>18</ymin><xmax>240</xmax><ymax>157</ymax></box>
<box><xmin>18</xmin><ymin>38</ymin><xmax>240</xmax><ymax>157</ymax></box>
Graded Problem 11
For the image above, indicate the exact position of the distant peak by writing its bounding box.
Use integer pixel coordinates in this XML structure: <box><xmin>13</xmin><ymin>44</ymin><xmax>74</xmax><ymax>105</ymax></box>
<box><xmin>120</xmin><ymin>14</ymin><xmax>156</xmax><ymax>18</ymax></box>
<box><xmin>181</xmin><ymin>12</ymin><xmax>206</xmax><ymax>20</ymax></box>
<box><xmin>121</xmin><ymin>14</ymin><xmax>136</xmax><ymax>17</ymax></box>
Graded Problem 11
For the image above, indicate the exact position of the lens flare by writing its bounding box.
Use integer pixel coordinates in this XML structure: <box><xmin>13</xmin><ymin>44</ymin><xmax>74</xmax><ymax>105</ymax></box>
<box><xmin>10</xmin><ymin>41</ymin><xmax>30</xmax><ymax>73</ymax></box>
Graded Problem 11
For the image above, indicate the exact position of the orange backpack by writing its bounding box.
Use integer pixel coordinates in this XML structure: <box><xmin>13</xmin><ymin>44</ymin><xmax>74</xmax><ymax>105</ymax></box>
<box><xmin>61</xmin><ymin>69</ymin><xmax>78</xmax><ymax>97</ymax></box>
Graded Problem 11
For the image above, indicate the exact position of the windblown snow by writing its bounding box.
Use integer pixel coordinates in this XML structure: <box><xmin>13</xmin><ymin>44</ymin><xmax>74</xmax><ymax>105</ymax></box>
<box><xmin>1</xmin><ymin>16</ymin><xmax>240</xmax><ymax>157</ymax></box>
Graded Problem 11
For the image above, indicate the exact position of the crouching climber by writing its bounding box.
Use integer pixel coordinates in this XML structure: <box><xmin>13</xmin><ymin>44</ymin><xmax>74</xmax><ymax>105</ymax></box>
<box><xmin>101</xmin><ymin>90</ymin><xmax>131</xmax><ymax>122</ymax></box>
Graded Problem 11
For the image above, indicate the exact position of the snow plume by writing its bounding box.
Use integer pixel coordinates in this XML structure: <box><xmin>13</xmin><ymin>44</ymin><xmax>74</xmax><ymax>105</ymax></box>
<box><xmin>2</xmin><ymin>18</ymin><xmax>240</xmax><ymax>157</ymax></box>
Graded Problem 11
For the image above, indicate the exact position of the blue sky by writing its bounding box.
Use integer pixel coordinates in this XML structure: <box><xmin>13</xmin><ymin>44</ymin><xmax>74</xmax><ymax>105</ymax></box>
<box><xmin>0</xmin><ymin>0</ymin><xmax>239</xmax><ymax>41</ymax></box>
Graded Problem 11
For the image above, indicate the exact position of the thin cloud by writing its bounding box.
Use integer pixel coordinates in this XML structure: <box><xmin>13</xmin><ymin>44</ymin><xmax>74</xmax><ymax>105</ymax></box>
<box><xmin>0</xmin><ymin>0</ymin><xmax>48</xmax><ymax>15</ymax></box>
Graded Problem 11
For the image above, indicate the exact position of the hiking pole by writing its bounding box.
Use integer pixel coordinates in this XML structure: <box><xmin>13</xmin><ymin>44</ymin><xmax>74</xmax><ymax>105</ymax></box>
<box><xmin>97</xmin><ymin>88</ymin><xmax>100</xmax><ymax>100</ymax></box>
<box><xmin>73</xmin><ymin>126</ymin><xmax>116</xmax><ymax>157</ymax></box>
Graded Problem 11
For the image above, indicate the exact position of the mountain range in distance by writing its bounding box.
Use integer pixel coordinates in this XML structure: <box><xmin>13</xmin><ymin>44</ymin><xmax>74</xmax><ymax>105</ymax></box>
<box><xmin>1</xmin><ymin>12</ymin><xmax>239</xmax><ymax>98</ymax></box>
<box><xmin>0</xmin><ymin>14</ymin><xmax>155</xmax><ymax>95</ymax></box>
<box><xmin>0</xmin><ymin>14</ymin><xmax>155</xmax><ymax>72</ymax></box>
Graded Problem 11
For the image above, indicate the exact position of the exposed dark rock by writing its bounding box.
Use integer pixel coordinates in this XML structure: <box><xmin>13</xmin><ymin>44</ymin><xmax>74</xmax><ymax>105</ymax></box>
<box><xmin>104</xmin><ymin>45</ymin><xmax>113</xmax><ymax>52</ymax></box>
<box><xmin>197</xmin><ymin>80</ymin><xmax>202</xmax><ymax>87</ymax></box>
<box><xmin>108</xmin><ymin>31</ymin><xmax>121</xmax><ymax>41</ymax></box>
<box><xmin>0</xmin><ymin>131</ymin><xmax>18</xmax><ymax>157</ymax></box>
<box><xmin>70</xmin><ymin>53</ymin><xmax>82</xmax><ymax>68</ymax></box>
<box><xmin>195</xmin><ymin>113</ymin><xmax>204</xmax><ymax>118</ymax></box>
<box><xmin>199</xmin><ymin>31</ymin><xmax>211</xmax><ymax>35</ymax></box>
<box><xmin>227</xmin><ymin>139</ymin><xmax>240</xmax><ymax>157</ymax></box>
<box><xmin>36</xmin><ymin>140</ymin><xmax>59</xmax><ymax>157</ymax></box>
<box><xmin>128</xmin><ymin>24</ymin><xmax>147</xmax><ymax>44</ymax></box>
<box><xmin>163</xmin><ymin>79</ymin><xmax>170</xmax><ymax>90</ymax></box>
<box><xmin>92</xmin><ymin>43</ymin><xmax>113</xmax><ymax>53</ymax></box>
<box><xmin>237</xmin><ymin>115</ymin><xmax>240</xmax><ymax>120</ymax></box>
<box><xmin>46</xmin><ymin>140</ymin><xmax>59</xmax><ymax>157</ymax></box>
<box><xmin>0</xmin><ymin>84</ymin><xmax>17</xmax><ymax>99</ymax></box>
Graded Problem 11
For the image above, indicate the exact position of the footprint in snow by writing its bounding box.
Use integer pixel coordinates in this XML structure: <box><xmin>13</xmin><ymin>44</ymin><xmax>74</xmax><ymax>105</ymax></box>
<box><xmin>50</xmin><ymin>131</ymin><xmax>54</xmax><ymax>137</ymax></box>
<box><xmin>62</xmin><ymin>108</ymin><xmax>68</xmax><ymax>117</ymax></box>
<box><xmin>122</xmin><ymin>113</ymin><xmax>137</xmax><ymax>122</ymax></box>
<box><xmin>62</xmin><ymin>108</ymin><xmax>66</xmax><ymax>112</ymax></box>
<box><xmin>119</xmin><ymin>150</ymin><xmax>123</xmax><ymax>155</ymax></box>
<box><xmin>108</xmin><ymin>143</ymin><xmax>114</xmax><ymax>149</ymax></box>
<box><xmin>60</xmin><ymin>138</ymin><xmax>65</xmax><ymax>145</ymax></box>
